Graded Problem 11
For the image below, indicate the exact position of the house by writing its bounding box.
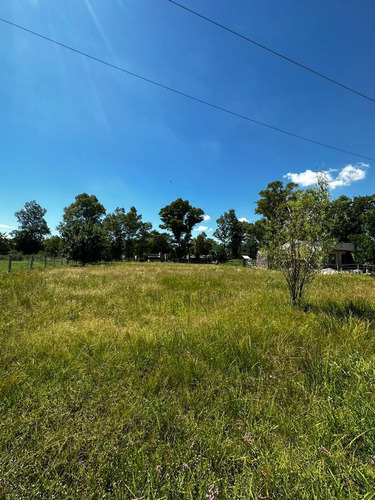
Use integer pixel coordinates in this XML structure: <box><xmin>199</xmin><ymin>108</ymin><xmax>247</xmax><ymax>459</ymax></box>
<box><xmin>329</xmin><ymin>243</ymin><xmax>362</xmax><ymax>270</ymax></box>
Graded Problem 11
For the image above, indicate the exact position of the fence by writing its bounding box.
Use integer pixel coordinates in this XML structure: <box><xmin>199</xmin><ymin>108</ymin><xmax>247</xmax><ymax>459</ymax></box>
<box><xmin>325</xmin><ymin>263</ymin><xmax>375</xmax><ymax>274</ymax></box>
<box><xmin>0</xmin><ymin>254</ymin><xmax>68</xmax><ymax>273</ymax></box>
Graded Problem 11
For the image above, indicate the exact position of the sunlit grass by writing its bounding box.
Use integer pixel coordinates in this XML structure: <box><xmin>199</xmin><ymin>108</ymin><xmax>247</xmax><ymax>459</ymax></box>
<box><xmin>1</xmin><ymin>263</ymin><xmax>374</xmax><ymax>498</ymax></box>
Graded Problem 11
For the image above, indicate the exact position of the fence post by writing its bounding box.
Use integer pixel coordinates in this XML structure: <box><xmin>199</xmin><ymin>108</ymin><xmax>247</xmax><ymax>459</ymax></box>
<box><xmin>30</xmin><ymin>255</ymin><xmax>34</xmax><ymax>270</ymax></box>
<box><xmin>44</xmin><ymin>254</ymin><xmax>47</xmax><ymax>268</ymax></box>
<box><xmin>8</xmin><ymin>255</ymin><xmax>11</xmax><ymax>273</ymax></box>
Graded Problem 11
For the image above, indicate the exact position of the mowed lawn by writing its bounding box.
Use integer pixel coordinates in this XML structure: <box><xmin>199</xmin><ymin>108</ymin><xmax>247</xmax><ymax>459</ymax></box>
<box><xmin>1</xmin><ymin>264</ymin><xmax>375</xmax><ymax>499</ymax></box>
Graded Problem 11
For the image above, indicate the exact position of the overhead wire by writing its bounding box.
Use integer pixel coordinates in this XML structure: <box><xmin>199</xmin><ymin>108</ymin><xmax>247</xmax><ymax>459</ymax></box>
<box><xmin>169</xmin><ymin>0</ymin><xmax>375</xmax><ymax>105</ymax></box>
<box><xmin>0</xmin><ymin>16</ymin><xmax>374</xmax><ymax>162</ymax></box>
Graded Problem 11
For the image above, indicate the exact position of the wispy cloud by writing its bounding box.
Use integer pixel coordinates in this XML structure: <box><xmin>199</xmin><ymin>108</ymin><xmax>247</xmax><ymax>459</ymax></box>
<box><xmin>238</xmin><ymin>217</ymin><xmax>249</xmax><ymax>223</ymax></box>
<box><xmin>0</xmin><ymin>224</ymin><xmax>14</xmax><ymax>230</ymax></box>
<box><xmin>195</xmin><ymin>226</ymin><xmax>208</xmax><ymax>232</ymax></box>
<box><xmin>203</xmin><ymin>215</ymin><xmax>211</xmax><ymax>221</ymax></box>
<box><xmin>284</xmin><ymin>163</ymin><xmax>369</xmax><ymax>189</ymax></box>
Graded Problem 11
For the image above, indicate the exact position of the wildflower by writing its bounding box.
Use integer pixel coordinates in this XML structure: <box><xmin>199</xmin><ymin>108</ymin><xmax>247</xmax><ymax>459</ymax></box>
<box><xmin>243</xmin><ymin>432</ymin><xmax>254</xmax><ymax>445</ymax></box>
<box><xmin>165</xmin><ymin>473</ymin><xmax>170</xmax><ymax>480</ymax></box>
<box><xmin>318</xmin><ymin>445</ymin><xmax>330</xmax><ymax>456</ymax></box>
<box><xmin>183</xmin><ymin>463</ymin><xmax>189</xmax><ymax>469</ymax></box>
<box><xmin>205</xmin><ymin>484</ymin><xmax>219</xmax><ymax>500</ymax></box>
<box><xmin>370</xmin><ymin>454</ymin><xmax>375</xmax><ymax>465</ymax></box>
<box><xmin>257</xmin><ymin>495</ymin><xmax>265</xmax><ymax>499</ymax></box>
<box><xmin>155</xmin><ymin>465</ymin><xmax>162</xmax><ymax>473</ymax></box>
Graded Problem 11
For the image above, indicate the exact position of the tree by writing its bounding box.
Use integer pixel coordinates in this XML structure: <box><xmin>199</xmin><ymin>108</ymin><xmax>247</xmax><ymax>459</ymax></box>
<box><xmin>148</xmin><ymin>231</ymin><xmax>173</xmax><ymax>256</ymax></box>
<box><xmin>0</xmin><ymin>232</ymin><xmax>11</xmax><ymax>254</ymax></box>
<box><xmin>192</xmin><ymin>232</ymin><xmax>214</xmax><ymax>259</ymax></box>
<box><xmin>44</xmin><ymin>235</ymin><xmax>62</xmax><ymax>258</ymax></box>
<box><xmin>58</xmin><ymin>193</ymin><xmax>107</xmax><ymax>265</ymax></box>
<box><xmin>355</xmin><ymin>208</ymin><xmax>375</xmax><ymax>264</ymax></box>
<box><xmin>265</xmin><ymin>178</ymin><xmax>333</xmax><ymax>306</ymax></box>
<box><xmin>159</xmin><ymin>198</ymin><xmax>204</xmax><ymax>262</ymax></box>
<box><xmin>255</xmin><ymin>180</ymin><xmax>298</xmax><ymax>221</ymax></box>
<box><xmin>104</xmin><ymin>206</ymin><xmax>151</xmax><ymax>260</ymax></box>
<box><xmin>214</xmin><ymin>209</ymin><xmax>245</xmax><ymax>259</ymax></box>
<box><xmin>12</xmin><ymin>200</ymin><xmax>50</xmax><ymax>254</ymax></box>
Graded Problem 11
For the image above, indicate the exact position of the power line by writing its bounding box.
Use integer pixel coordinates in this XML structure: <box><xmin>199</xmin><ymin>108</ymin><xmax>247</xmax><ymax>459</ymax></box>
<box><xmin>169</xmin><ymin>0</ymin><xmax>375</xmax><ymax>105</ymax></box>
<box><xmin>0</xmin><ymin>16</ymin><xmax>374</xmax><ymax>162</ymax></box>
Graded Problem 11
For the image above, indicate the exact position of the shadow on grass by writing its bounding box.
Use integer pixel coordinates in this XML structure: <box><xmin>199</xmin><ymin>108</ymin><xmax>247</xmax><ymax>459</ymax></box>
<box><xmin>303</xmin><ymin>298</ymin><xmax>375</xmax><ymax>324</ymax></box>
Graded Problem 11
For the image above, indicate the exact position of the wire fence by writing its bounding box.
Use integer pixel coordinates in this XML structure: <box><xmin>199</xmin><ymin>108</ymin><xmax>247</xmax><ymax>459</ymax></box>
<box><xmin>0</xmin><ymin>254</ymin><xmax>67</xmax><ymax>273</ymax></box>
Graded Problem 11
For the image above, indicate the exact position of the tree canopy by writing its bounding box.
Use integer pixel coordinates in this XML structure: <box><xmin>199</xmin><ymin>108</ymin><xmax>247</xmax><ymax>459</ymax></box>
<box><xmin>12</xmin><ymin>200</ymin><xmax>50</xmax><ymax>254</ymax></box>
<box><xmin>58</xmin><ymin>193</ymin><xmax>107</xmax><ymax>265</ymax></box>
<box><xmin>159</xmin><ymin>198</ymin><xmax>204</xmax><ymax>262</ymax></box>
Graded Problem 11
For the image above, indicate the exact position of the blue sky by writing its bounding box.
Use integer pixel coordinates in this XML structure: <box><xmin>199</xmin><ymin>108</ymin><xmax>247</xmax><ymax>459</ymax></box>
<box><xmin>1</xmin><ymin>0</ymin><xmax>374</xmax><ymax>235</ymax></box>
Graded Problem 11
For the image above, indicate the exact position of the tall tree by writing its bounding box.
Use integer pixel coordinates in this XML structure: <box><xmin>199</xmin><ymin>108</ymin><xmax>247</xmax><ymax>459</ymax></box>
<box><xmin>0</xmin><ymin>232</ymin><xmax>11</xmax><ymax>254</ymax></box>
<box><xmin>104</xmin><ymin>207</ymin><xmax>152</xmax><ymax>260</ymax></box>
<box><xmin>214</xmin><ymin>209</ymin><xmax>244</xmax><ymax>259</ymax></box>
<box><xmin>58</xmin><ymin>193</ymin><xmax>106</xmax><ymax>265</ymax></box>
<box><xmin>255</xmin><ymin>180</ymin><xmax>298</xmax><ymax>221</ymax></box>
<box><xmin>192</xmin><ymin>232</ymin><xmax>214</xmax><ymax>259</ymax></box>
<box><xmin>159</xmin><ymin>198</ymin><xmax>204</xmax><ymax>262</ymax></box>
<box><xmin>355</xmin><ymin>208</ymin><xmax>375</xmax><ymax>264</ymax></box>
<box><xmin>12</xmin><ymin>200</ymin><xmax>50</xmax><ymax>254</ymax></box>
<box><xmin>44</xmin><ymin>235</ymin><xmax>62</xmax><ymax>258</ymax></box>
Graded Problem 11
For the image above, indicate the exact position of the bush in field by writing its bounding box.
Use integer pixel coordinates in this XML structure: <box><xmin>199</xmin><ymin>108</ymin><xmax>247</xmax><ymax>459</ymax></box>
<box><xmin>265</xmin><ymin>177</ymin><xmax>334</xmax><ymax>305</ymax></box>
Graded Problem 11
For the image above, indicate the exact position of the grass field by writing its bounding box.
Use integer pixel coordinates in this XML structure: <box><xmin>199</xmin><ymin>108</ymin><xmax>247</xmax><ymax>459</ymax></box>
<box><xmin>1</xmin><ymin>263</ymin><xmax>375</xmax><ymax>499</ymax></box>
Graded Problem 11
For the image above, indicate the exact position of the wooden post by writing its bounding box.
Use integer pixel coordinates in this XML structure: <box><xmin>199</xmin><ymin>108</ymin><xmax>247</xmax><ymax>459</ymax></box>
<box><xmin>44</xmin><ymin>254</ymin><xmax>47</xmax><ymax>268</ymax></box>
<box><xmin>30</xmin><ymin>255</ymin><xmax>34</xmax><ymax>270</ymax></box>
<box><xmin>8</xmin><ymin>255</ymin><xmax>11</xmax><ymax>273</ymax></box>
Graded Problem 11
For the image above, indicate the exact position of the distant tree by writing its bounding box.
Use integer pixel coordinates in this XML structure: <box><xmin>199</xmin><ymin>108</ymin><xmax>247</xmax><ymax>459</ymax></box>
<box><xmin>266</xmin><ymin>177</ymin><xmax>334</xmax><ymax>306</ymax></box>
<box><xmin>148</xmin><ymin>231</ymin><xmax>173</xmax><ymax>255</ymax></box>
<box><xmin>0</xmin><ymin>232</ymin><xmax>11</xmax><ymax>254</ymax></box>
<box><xmin>355</xmin><ymin>208</ymin><xmax>375</xmax><ymax>264</ymax></box>
<box><xmin>255</xmin><ymin>180</ymin><xmax>298</xmax><ymax>221</ymax></box>
<box><xmin>12</xmin><ymin>200</ymin><xmax>50</xmax><ymax>254</ymax></box>
<box><xmin>159</xmin><ymin>198</ymin><xmax>204</xmax><ymax>262</ymax></box>
<box><xmin>214</xmin><ymin>209</ymin><xmax>244</xmax><ymax>259</ymax></box>
<box><xmin>58</xmin><ymin>193</ymin><xmax>107</xmax><ymax>265</ymax></box>
<box><xmin>104</xmin><ymin>206</ymin><xmax>152</xmax><ymax>260</ymax></box>
<box><xmin>192</xmin><ymin>232</ymin><xmax>214</xmax><ymax>259</ymax></box>
<box><xmin>44</xmin><ymin>235</ymin><xmax>62</xmax><ymax>258</ymax></box>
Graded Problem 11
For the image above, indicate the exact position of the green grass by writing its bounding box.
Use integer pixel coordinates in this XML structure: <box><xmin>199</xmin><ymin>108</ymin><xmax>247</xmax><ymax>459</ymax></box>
<box><xmin>1</xmin><ymin>263</ymin><xmax>375</xmax><ymax>499</ymax></box>
<box><xmin>0</xmin><ymin>255</ymin><xmax>66</xmax><ymax>273</ymax></box>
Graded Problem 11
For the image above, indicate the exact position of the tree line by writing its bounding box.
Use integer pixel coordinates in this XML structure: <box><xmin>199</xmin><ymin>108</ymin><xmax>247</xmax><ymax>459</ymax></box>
<box><xmin>1</xmin><ymin>181</ymin><xmax>375</xmax><ymax>266</ymax></box>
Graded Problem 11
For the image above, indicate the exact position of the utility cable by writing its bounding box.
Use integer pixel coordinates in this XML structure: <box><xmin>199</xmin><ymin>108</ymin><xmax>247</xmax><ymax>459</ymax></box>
<box><xmin>169</xmin><ymin>0</ymin><xmax>375</xmax><ymax>105</ymax></box>
<box><xmin>0</xmin><ymin>17</ymin><xmax>374</xmax><ymax>162</ymax></box>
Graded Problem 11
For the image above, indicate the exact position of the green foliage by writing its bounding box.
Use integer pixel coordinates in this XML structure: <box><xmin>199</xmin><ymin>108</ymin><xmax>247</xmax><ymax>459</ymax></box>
<box><xmin>192</xmin><ymin>232</ymin><xmax>214</xmax><ymax>258</ymax></box>
<box><xmin>214</xmin><ymin>209</ymin><xmax>245</xmax><ymax>259</ymax></box>
<box><xmin>44</xmin><ymin>235</ymin><xmax>62</xmax><ymax>257</ymax></box>
<box><xmin>255</xmin><ymin>180</ymin><xmax>297</xmax><ymax>220</ymax></box>
<box><xmin>58</xmin><ymin>193</ymin><xmax>107</xmax><ymax>265</ymax></box>
<box><xmin>265</xmin><ymin>178</ymin><xmax>334</xmax><ymax>305</ymax></box>
<box><xmin>159</xmin><ymin>198</ymin><xmax>204</xmax><ymax>262</ymax></box>
<box><xmin>355</xmin><ymin>208</ymin><xmax>375</xmax><ymax>264</ymax></box>
<box><xmin>104</xmin><ymin>206</ymin><xmax>152</xmax><ymax>260</ymax></box>
<box><xmin>1</xmin><ymin>265</ymin><xmax>375</xmax><ymax>498</ymax></box>
<box><xmin>12</xmin><ymin>200</ymin><xmax>50</xmax><ymax>254</ymax></box>
<box><xmin>0</xmin><ymin>232</ymin><xmax>11</xmax><ymax>254</ymax></box>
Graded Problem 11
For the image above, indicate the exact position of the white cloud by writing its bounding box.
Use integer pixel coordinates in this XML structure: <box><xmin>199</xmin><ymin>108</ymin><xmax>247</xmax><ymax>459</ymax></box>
<box><xmin>203</xmin><ymin>215</ymin><xmax>211</xmax><ymax>221</ymax></box>
<box><xmin>238</xmin><ymin>217</ymin><xmax>249</xmax><ymax>223</ymax></box>
<box><xmin>284</xmin><ymin>169</ymin><xmax>321</xmax><ymax>187</ymax></box>
<box><xmin>0</xmin><ymin>224</ymin><xmax>14</xmax><ymax>229</ymax></box>
<box><xmin>329</xmin><ymin>164</ymin><xmax>368</xmax><ymax>189</ymax></box>
<box><xmin>284</xmin><ymin>163</ymin><xmax>369</xmax><ymax>190</ymax></box>
<box><xmin>195</xmin><ymin>226</ymin><xmax>208</xmax><ymax>232</ymax></box>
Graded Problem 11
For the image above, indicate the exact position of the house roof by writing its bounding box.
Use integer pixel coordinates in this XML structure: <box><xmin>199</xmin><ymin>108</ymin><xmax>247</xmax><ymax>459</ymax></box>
<box><xmin>332</xmin><ymin>243</ymin><xmax>359</xmax><ymax>252</ymax></box>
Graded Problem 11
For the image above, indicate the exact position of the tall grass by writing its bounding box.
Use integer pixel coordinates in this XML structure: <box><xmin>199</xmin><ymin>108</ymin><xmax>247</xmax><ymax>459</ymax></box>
<box><xmin>0</xmin><ymin>264</ymin><xmax>374</xmax><ymax>498</ymax></box>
